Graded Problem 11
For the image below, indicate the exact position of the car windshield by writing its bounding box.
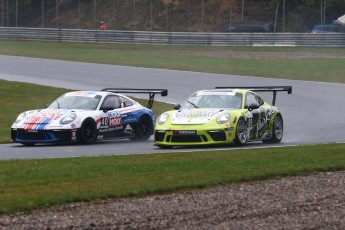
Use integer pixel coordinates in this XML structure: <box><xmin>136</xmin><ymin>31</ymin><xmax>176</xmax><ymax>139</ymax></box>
<box><xmin>181</xmin><ymin>91</ymin><xmax>242</xmax><ymax>109</ymax></box>
<box><xmin>47</xmin><ymin>95</ymin><xmax>102</xmax><ymax>110</ymax></box>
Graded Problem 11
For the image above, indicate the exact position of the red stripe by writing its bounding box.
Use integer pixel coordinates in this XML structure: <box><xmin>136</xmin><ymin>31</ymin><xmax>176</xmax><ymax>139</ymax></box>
<box><xmin>24</xmin><ymin>116</ymin><xmax>41</xmax><ymax>130</ymax></box>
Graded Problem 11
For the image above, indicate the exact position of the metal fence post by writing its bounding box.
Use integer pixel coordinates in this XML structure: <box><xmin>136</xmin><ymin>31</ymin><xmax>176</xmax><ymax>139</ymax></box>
<box><xmin>93</xmin><ymin>0</ymin><xmax>96</xmax><ymax>29</ymax></box>
<box><xmin>42</xmin><ymin>0</ymin><xmax>44</xmax><ymax>28</ymax></box>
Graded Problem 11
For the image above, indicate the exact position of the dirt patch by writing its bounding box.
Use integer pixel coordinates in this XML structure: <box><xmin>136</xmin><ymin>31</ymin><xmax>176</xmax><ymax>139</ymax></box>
<box><xmin>1</xmin><ymin>171</ymin><xmax>345</xmax><ymax>229</ymax></box>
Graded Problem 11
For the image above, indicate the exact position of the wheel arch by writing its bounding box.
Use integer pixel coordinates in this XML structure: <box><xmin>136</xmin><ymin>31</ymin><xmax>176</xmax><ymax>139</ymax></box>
<box><xmin>137</xmin><ymin>114</ymin><xmax>154</xmax><ymax>130</ymax></box>
<box><xmin>77</xmin><ymin>117</ymin><xmax>98</xmax><ymax>144</ymax></box>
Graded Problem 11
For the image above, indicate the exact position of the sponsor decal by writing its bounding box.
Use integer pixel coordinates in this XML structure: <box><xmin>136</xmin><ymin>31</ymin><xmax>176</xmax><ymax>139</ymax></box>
<box><xmin>123</xmin><ymin>117</ymin><xmax>137</xmax><ymax>123</ymax></box>
<box><xmin>71</xmin><ymin>131</ymin><xmax>77</xmax><ymax>141</ymax></box>
<box><xmin>108</xmin><ymin>111</ymin><xmax>122</xmax><ymax>126</ymax></box>
<box><xmin>27</xmin><ymin>130</ymin><xmax>38</xmax><ymax>133</ymax></box>
<box><xmin>100</xmin><ymin>111</ymin><xmax>123</xmax><ymax>128</ymax></box>
<box><xmin>124</xmin><ymin>124</ymin><xmax>133</xmax><ymax>134</ymax></box>
<box><xmin>173</xmin><ymin>130</ymin><xmax>197</xmax><ymax>135</ymax></box>
<box><xmin>175</xmin><ymin>110</ymin><xmax>216</xmax><ymax>119</ymax></box>
<box><xmin>224</xmin><ymin>123</ymin><xmax>234</xmax><ymax>131</ymax></box>
<box><xmin>108</xmin><ymin>111</ymin><xmax>121</xmax><ymax>118</ymax></box>
<box><xmin>257</xmin><ymin>107</ymin><xmax>278</xmax><ymax>131</ymax></box>
<box><xmin>110</xmin><ymin>117</ymin><xmax>122</xmax><ymax>126</ymax></box>
<box><xmin>66</xmin><ymin>91</ymin><xmax>98</xmax><ymax>97</ymax></box>
<box><xmin>49</xmin><ymin>125</ymin><xmax>64</xmax><ymax>128</ymax></box>
<box><xmin>99</xmin><ymin>126</ymin><xmax>123</xmax><ymax>133</ymax></box>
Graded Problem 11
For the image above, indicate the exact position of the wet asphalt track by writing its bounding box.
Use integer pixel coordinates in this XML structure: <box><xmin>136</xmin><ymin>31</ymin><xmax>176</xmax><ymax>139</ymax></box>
<box><xmin>1</xmin><ymin>55</ymin><xmax>345</xmax><ymax>160</ymax></box>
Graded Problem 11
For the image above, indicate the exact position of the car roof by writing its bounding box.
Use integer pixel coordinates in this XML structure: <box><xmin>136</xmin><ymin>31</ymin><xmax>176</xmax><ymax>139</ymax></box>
<box><xmin>194</xmin><ymin>88</ymin><xmax>248</xmax><ymax>94</ymax></box>
<box><xmin>63</xmin><ymin>90</ymin><xmax>126</xmax><ymax>97</ymax></box>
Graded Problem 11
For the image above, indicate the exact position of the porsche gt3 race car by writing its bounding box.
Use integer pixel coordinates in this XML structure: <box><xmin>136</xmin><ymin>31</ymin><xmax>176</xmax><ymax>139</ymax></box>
<box><xmin>154</xmin><ymin>86</ymin><xmax>291</xmax><ymax>148</ymax></box>
<box><xmin>11</xmin><ymin>88</ymin><xmax>167</xmax><ymax>145</ymax></box>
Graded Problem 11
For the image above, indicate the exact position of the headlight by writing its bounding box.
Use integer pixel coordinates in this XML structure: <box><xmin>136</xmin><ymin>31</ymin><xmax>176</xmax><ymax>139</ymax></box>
<box><xmin>157</xmin><ymin>113</ymin><xmax>169</xmax><ymax>125</ymax></box>
<box><xmin>216</xmin><ymin>112</ymin><xmax>230</xmax><ymax>124</ymax></box>
<box><xmin>61</xmin><ymin>113</ymin><xmax>77</xmax><ymax>124</ymax></box>
<box><xmin>15</xmin><ymin>112</ymin><xmax>26</xmax><ymax>123</ymax></box>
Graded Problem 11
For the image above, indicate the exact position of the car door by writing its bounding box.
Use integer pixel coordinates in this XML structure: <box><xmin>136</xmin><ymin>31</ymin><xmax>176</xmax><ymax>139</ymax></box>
<box><xmin>245</xmin><ymin>92</ymin><xmax>266</xmax><ymax>140</ymax></box>
<box><xmin>99</xmin><ymin>95</ymin><xmax>124</xmax><ymax>138</ymax></box>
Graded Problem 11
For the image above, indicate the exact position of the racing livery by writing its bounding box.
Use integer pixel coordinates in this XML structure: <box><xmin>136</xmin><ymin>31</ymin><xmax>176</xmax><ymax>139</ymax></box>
<box><xmin>154</xmin><ymin>86</ymin><xmax>291</xmax><ymax>148</ymax></box>
<box><xmin>11</xmin><ymin>88</ymin><xmax>167</xmax><ymax>145</ymax></box>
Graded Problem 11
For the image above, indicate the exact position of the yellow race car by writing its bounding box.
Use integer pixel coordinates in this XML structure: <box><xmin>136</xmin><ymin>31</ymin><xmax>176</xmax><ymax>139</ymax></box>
<box><xmin>154</xmin><ymin>86</ymin><xmax>292</xmax><ymax>148</ymax></box>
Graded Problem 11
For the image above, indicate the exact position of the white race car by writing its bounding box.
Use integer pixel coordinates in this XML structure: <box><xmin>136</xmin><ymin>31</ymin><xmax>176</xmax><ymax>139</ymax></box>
<box><xmin>11</xmin><ymin>88</ymin><xmax>167</xmax><ymax>145</ymax></box>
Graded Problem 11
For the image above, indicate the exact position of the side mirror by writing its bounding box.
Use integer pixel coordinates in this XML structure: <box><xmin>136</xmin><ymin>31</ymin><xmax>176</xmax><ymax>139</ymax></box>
<box><xmin>101</xmin><ymin>105</ymin><xmax>115</xmax><ymax>112</ymax></box>
<box><xmin>247</xmin><ymin>103</ymin><xmax>259</xmax><ymax>111</ymax></box>
<box><xmin>174</xmin><ymin>104</ymin><xmax>181</xmax><ymax>110</ymax></box>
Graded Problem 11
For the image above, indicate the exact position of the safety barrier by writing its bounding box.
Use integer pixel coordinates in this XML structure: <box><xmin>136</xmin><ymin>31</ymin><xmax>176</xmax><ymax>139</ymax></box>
<box><xmin>0</xmin><ymin>27</ymin><xmax>345</xmax><ymax>47</ymax></box>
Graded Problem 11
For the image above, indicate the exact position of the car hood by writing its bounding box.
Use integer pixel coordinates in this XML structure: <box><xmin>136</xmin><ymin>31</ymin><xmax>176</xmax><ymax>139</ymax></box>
<box><xmin>17</xmin><ymin>108</ymin><xmax>83</xmax><ymax>130</ymax></box>
<box><xmin>24</xmin><ymin>108</ymin><xmax>74</xmax><ymax>121</ymax></box>
<box><xmin>171</xmin><ymin>109</ymin><xmax>225</xmax><ymax>125</ymax></box>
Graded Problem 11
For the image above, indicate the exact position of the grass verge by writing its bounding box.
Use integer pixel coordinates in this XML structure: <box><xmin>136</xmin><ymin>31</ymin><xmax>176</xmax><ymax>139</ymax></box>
<box><xmin>1</xmin><ymin>40</ymin><xmax>345</xmax><ymax>83</ymax></box>
<box><xmin>1</xmin><ymin>143</ymin><xmax>345</xmax><ymax>214</ymax></box>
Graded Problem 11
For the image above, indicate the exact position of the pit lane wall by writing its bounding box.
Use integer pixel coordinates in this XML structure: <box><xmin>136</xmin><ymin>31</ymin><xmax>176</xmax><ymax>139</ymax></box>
<box><xmin>1</xmin><ymin>27</ymin><xmax>344</xmax><ymax>47</ymax></box>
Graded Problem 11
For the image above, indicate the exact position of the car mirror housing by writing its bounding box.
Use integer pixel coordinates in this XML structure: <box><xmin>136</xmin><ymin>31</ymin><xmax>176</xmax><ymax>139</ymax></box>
<box><xmin>247</xmin><ymin>103</ymin><xmax>259</xmax><ymax>111</ymax></box>
<box><xmin>101</xmin><ymin>106</ymin><xmax>115</xmax><ymax>112</ymax></box>
<box><xmin>174</xmin><ymin>104</ymin><xmax>181</xmax><ymax>110</ymax></box>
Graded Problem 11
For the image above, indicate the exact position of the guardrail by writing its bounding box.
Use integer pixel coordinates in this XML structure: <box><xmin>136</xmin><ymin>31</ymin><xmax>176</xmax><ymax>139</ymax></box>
<box><xmin>1</xmin><ymin>27</ymin><xmax>345</xmax><ymax>47</ymax></box>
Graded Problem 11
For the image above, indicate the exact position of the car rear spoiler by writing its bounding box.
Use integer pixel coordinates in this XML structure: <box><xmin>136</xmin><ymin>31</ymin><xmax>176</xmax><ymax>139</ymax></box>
<box><xmin>101</xmin><ymin>88</ymin><xmax>168</xmax><ymax>109</ymax></box>
<box><xmin>215</xmin><ymin>86</ymin><xmax>292</xmax><ymax>106</ymax></box>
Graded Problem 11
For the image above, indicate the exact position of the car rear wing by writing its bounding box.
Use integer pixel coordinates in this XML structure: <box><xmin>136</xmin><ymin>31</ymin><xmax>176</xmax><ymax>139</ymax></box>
<box><xmin>101</xmin><ymin>88</ymin><xmax>168</xmax><ymax>109</ymax></box>
<box><xmin>215</xmin><ymin>86</ymin><xmax>292</xmax><ymax>106</ymax></box>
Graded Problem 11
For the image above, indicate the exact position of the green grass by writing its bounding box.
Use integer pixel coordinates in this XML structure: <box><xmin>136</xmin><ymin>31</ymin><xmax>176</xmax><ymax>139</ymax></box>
<box><xmin>1</xmin><ymin>143</ymin><xmax>345</xmax><ymax>214</ymax></box>
<box><xmin>0</xmin><ymin>81</ymin><xmax>69</xmax><ymax>143</ymax></box>
<box><xmin>1</xmin><ymin>40</ymin><xmax>345</xmax><ymax>83</ymax></box>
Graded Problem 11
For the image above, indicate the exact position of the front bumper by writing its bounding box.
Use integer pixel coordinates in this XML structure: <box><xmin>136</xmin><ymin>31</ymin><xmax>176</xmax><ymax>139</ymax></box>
<box><xmin>154</xmin><ymin>127</ymin><xmax>235</xmax><ymax>147</ymax></box>
<box><xmin>11</xmin><ymin>128</ymin><xmax>78</xmax><ymax>144</ymax></box>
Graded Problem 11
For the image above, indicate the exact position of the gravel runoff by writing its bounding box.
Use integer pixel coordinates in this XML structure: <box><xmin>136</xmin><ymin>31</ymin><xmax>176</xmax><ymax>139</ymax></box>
<box><xmin>1</xmin><ymin>171</ymin><xmax>345</xmax><ymax>230</ymax></box>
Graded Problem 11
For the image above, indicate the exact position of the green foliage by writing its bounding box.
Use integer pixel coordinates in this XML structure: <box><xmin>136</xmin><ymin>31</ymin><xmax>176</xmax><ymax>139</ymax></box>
<box><xmin>6</xmin><ymin>0</ymin><xmax>345</xmax><ymax>32</ymax></box>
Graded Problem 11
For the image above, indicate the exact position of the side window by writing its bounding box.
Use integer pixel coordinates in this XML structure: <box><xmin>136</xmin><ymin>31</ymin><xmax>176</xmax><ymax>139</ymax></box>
<box><xmin>102</xmin><ymin>95</ymin><xmax>121</xmax><ymax>109</ymax></box>
<box><xmin>245</xmin><ymin>93</ymin><xmax>257</xmax><ymax>108</ymax></box>
<box><xmin>120</xmin><ymin>96</ymin><xmax>133</xmax><ymax>107</ymax></box>
<box><xmin>255</xmin><ymin>94</ymin><xmax>264</xmax><ymax>106</ymax></box>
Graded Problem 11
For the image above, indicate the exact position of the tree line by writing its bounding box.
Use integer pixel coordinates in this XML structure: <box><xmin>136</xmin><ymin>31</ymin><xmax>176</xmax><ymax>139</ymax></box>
<box><xmin>0</xmin><ymin>0</ymin><xmax>344</xmax><ymax>32</ymax></box>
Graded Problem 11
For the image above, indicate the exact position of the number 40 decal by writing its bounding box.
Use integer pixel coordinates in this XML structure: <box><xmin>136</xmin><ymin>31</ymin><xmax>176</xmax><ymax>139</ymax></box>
<box><xmin>101</xmin><ymin>117</ymin><xmax>109</xmax><ymax>126</ymax></box>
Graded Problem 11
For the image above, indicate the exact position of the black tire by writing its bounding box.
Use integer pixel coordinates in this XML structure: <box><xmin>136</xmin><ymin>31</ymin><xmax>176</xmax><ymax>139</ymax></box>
<box><xmin>263</xmin><ymin>114</ymin><xmax>283</xmax><ymax>144</ymax></box>
<box><xmin>234</xmin><ymin>118</ymin><xmax>247</xmax><ymax>145</ymax></box>
<box><xmin>133</xmin><ymin>116</ymin><xmax>153</xmax><ymax>141</ymax></box>
<box><xmin>22</xmin><ymin>143</ymin><xmax>35</xmax><ymax>146</ymax></box>
<box><xmin>78</xmin><ymin>118</ymin><xmax>98</xmax><ymax>144</ymax></box>
<box><xmin>156</xmin><ymin>145</ymin><xmax>173</xmax><ymax>149</ymax></box>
